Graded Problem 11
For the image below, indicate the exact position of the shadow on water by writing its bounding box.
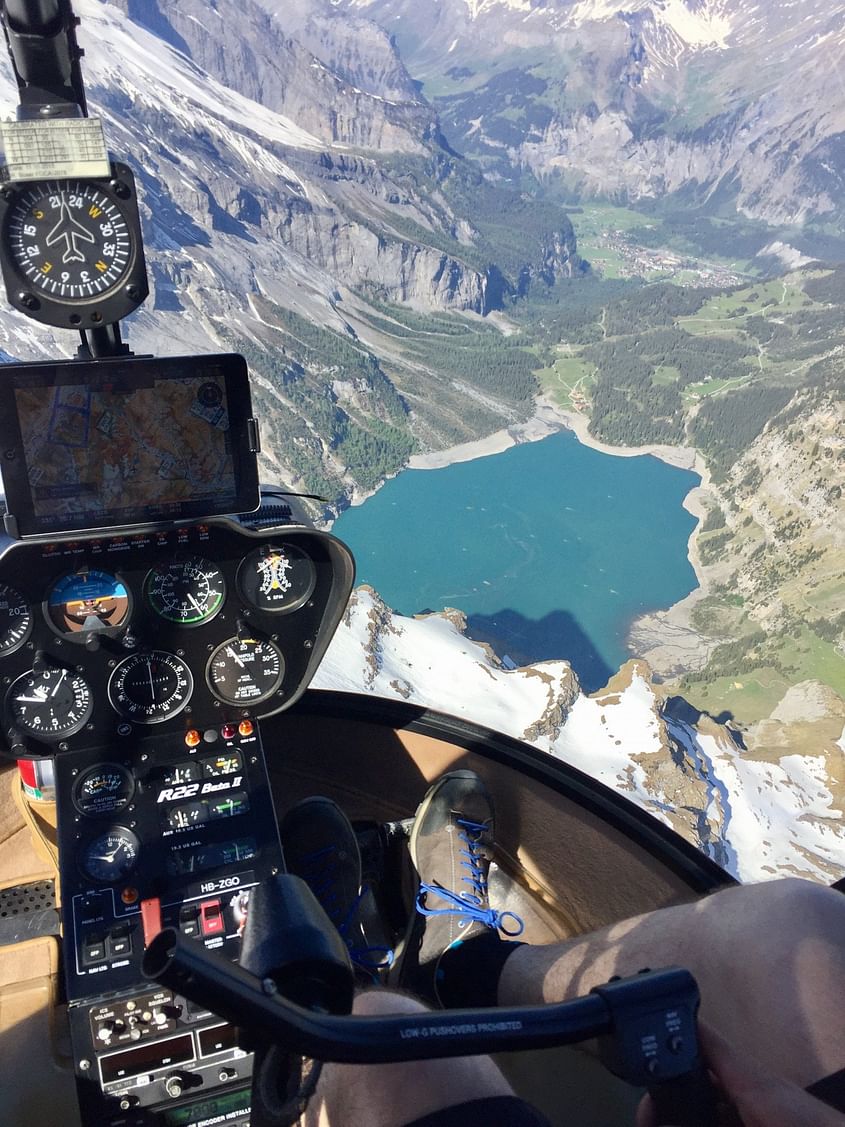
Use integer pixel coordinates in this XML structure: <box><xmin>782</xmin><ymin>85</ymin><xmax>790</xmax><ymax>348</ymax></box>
<box><xmin>465</xmin><ymin>608</ymin><xmax>613</xmax><ymax>694</ymax></box>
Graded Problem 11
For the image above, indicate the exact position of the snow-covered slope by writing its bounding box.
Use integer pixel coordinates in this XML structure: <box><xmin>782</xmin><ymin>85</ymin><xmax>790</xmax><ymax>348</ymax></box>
<box><xmin>314</xmin><ymin>587</ymin><xmax>845</xmax><ymax>884</ymax></box>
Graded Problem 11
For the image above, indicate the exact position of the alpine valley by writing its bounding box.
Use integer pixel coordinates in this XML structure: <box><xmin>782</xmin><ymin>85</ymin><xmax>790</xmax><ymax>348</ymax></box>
<box><xmin>0</xmin><ymin>0</ymin><xmax>842</xmax><ymax>878</ymax></box>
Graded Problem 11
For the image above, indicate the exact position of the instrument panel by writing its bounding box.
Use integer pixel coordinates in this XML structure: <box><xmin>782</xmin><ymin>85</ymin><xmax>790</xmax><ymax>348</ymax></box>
<box><xmin>0</xmin><ymin>517</ymin><xmax>354</xmax><ymax>757</ymax></box>
<box><xmin>0</xmin><ymin>514</ymin><xmax>354</xmax><ymax>1124</ymax></box>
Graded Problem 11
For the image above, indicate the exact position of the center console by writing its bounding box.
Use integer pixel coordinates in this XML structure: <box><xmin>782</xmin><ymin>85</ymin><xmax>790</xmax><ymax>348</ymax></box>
<box><xmin>58</xmin><ymin>724</ymin><xmax>280</xmax><ymax>1125</ymax></box>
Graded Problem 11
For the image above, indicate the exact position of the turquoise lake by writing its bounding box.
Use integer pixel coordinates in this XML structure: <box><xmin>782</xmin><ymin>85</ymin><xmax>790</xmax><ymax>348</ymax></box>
<box><xmin>333</xmin><ymin>430</ymin><xmax>700</xmax><ymax>691</ymax></box>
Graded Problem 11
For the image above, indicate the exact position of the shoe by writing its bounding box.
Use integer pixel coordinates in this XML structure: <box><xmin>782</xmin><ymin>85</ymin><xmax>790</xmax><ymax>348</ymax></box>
<box><xmin>279</xmin><ymin>797</ymin><xmax>393</xmax><ymax>981</ymax></box>
<box><xmin>394</xmin><ymin>770</ymin><xmax>524</xmax><ymax>1005</ymax></box>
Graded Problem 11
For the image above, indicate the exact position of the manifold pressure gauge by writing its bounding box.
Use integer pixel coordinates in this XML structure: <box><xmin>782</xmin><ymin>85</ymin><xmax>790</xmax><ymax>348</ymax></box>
<box><xmin>0</xmin><ymin>164</ymin><xmax>148</xmax><ymax>329</ymax></box>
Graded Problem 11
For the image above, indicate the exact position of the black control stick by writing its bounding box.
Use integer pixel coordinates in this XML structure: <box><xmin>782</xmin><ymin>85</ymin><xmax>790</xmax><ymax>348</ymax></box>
<box><xmin>143</xmin><ymin>874</ymin><xmax>718</xmax><ymax>1126</ymax></box>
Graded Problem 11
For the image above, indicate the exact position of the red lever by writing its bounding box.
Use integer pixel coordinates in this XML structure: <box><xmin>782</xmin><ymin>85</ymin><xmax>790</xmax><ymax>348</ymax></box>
<box><xmin>140</xmin><ymin>896</ymin><xmax>163</xmax><ymax>947</ymax></box>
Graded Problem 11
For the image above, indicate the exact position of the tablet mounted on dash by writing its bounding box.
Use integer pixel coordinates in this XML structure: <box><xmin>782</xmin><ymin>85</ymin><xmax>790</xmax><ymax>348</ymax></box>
<box><xmin>0</xmin><ymin>353</ymin><xmax>261</xmax><ymax>538</ymax></box>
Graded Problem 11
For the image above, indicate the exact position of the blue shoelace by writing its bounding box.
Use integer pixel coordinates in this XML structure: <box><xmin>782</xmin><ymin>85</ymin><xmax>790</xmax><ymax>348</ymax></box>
<box><xmin>416</xmin><ymin>818</ymin><xmax>525</xmax><ymax>936</ymax></box>
<box><xmin>299</xmin><ymin>844</ymin><xmax>394</xmax><ymax>980</ymax></box>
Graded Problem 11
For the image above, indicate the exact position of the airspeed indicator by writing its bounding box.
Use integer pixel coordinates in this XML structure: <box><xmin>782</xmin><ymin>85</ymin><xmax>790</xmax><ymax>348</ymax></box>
<box><xmin>144</xmin><ymin>558</ymin><xmax>226</xmax><ymax>626</ymax></box>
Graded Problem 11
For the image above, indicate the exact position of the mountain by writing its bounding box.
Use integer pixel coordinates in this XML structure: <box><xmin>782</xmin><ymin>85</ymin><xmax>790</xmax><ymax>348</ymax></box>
<box><xmin>0</xmin><ymin>0</ymin><xmax>581</xmax><ymax>498</ymax></box>
<box><xmin>329</xmin><ymin>0</ymin><xmax>845</xmax><ymax>234</ymax></box>
<box><xmin>0</xmin><ymin>0</ymin><xmax>842</xmax><ymax>878</ymax></box>
<box><xmin>314</xmin><ymin>586</ymin><xmax>845</xmax><ymax>883</ymax></box>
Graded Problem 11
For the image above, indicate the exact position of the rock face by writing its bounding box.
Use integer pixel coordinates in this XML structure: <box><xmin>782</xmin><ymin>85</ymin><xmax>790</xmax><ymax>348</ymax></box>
<box><xmin>333</xmin><ymin>0</ymin><xmax>845</xmax><ymax>229</ymax></box>
<box><xmin>0</xmin><ymin>0</ymin><xmax>582</xmax><ymax>499</ymax></box>
<box><xmin>314</xmin><ymin>588</ymin><xmax>845</xmax><ymax>882</ymax></box>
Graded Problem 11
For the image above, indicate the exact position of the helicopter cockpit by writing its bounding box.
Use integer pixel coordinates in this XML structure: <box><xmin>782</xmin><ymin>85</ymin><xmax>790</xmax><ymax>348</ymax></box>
<box><xmin>0</xmin><ymin>2</ymin><xmax>738</xmax><ymax>1125</ymax></box>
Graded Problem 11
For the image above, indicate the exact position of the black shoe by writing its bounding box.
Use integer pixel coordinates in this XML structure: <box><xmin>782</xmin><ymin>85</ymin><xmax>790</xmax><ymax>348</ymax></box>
<box><xmin>279</xmin><ymin>797</ymin><xmax>393</xmax><ymax>982</ymax></box>
<box><xmin>394</xmin><ymin>770</ymin><xmax>524</xmax><ymax>1005</ymax></box>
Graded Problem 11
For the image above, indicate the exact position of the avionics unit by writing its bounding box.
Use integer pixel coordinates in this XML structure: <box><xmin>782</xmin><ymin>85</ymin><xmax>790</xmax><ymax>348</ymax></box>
<box><xmin>0</xmin><ymin>354</ymin><xmax>260</xmax><ymax>538</ymax></box>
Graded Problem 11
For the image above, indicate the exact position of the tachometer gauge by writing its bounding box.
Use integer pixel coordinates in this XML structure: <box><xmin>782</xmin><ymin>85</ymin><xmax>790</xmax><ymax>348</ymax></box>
<box><xmin>237</xmin><ymin>544</ymin><xmax>316</xmax><ymax>613</ymax></box>
<box><xmin>46</xmin><ymin>569</ymin><xmax>130</xmax><ymax>636</ymax></box>
<box><xmin>207</xmin><ymin>637</ymin><xmax>284</xmax><ymax>706</ymax></box>
<box><xmin>108</xmin><ymin>651</ymin><xmax>193</xmax><ymax>724</ymax></box>
<box><xmin>0</xmin><ymin>584</ymin><xmax>32</xmax><ymax>656</ymax></box>
<box><xmin>80</xmin><ymin>827</ymin><xmax>140</xmax><ymax>884</ymax></box>
<box><xmin>73</xmin><ymin>764</ymin><xmax>134</xmax><ymax>818</ymax></box>
<box><xmin>144</xmin><ymin>558</ymin><xmax>226</xmax><ymax>626</ymax></box>
<box><xmin>8</xmin><ymin>667</ymin><xmax>93</xmax><ymax>740</ymax></box>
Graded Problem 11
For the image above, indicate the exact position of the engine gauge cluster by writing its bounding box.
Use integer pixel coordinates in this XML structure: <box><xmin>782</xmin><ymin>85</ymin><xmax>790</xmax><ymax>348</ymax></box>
<box><xmin>0</xmin><ymin>519</ymin><xmax>353</xmax><ymax>756</ymax></box>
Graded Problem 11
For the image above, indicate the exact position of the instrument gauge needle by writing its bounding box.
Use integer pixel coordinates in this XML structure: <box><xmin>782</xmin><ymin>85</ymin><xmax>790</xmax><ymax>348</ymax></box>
<box><xmin>148</xmin><ymin>661</ymin><xmax>156</xmax><ymax>702</ymax></box>
<box><xmin>51</xmin><ymin>669</ymin><xmax>68</xmax><ymax>697</ymax></box>
<box><xmin>188</xmin><ymin>594</ymin><xmax>204</xmax><ymax>615</ymax></box>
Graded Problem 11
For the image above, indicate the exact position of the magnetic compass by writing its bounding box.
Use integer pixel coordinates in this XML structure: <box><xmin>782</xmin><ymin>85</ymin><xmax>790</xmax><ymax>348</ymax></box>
<box><xmin>0</xmin><ymin>165</ymin><xmax>148</xmax><ymax>329</ymax></box>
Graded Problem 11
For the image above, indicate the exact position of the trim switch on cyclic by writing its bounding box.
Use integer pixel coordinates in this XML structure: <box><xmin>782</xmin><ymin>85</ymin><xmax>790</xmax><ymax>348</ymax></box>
<box><xmin>200</xmin><ymin>900</ymin><xmax>224</xmax><ymax>936</ymax></box>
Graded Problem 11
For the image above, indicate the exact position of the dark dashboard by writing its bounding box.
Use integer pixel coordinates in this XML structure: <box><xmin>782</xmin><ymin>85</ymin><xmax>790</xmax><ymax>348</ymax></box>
<box><xmin>0</xmin><ymin>517</ymin><xmax>354</xmax><ymax>759</ymax></box>
<box><xmin>0</xmin><ymin>515</ymin><xmax>355</xmax><ymax>1124</ymax></box>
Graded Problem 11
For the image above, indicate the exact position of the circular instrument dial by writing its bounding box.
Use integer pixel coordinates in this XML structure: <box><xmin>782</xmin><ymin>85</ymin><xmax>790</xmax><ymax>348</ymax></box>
<box><xmin>6</xmin><ymin>182</ymin><xmax>132</xmax><ymax>301</ymax></box>
<box><xmin>237</xmin><ymin>544</ymin><xmax>316</xmax><ymax>614</ymax></box>
<box><xmin>8</xmin><ymin>667</ymin><xmax>93</xmax><ymax>740</ymax></box>
<box><xmin>47</xmin><ymin>569</ymin><xmax>131</xmax><ymax>636</ymax></box>
<box><xmin>0</xmin><ymin>584</ymin><xmax>32</xmax><ymax>656</ymax></box>
<box><xmin>144</xmin><ymin>558</ymin><xmax>226</xmax><ymax>626</ymax></box>
<box><xmin>73</xmin><ymin>764</ymin><xmax>134</xmax><ymax>818</ymax></box>
<box><xmin>108</xmin><ymin>651</ymin><xmax>193</xmax><ymax>724</ymax></box>
<box><xmin>80</xmin><ymin>827</ymin><xmax>140</xmax><ymax>884</ymax></box>
<box><xmin>207</xmin><ymin>637</ymin><xmax>284</xmax><ymax>705</ymax></box>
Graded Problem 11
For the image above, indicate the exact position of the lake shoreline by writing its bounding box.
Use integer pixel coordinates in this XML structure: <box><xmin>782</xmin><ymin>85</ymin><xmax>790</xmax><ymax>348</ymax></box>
<box><xmin>340</xmin><ymin>393</ymin><xmax>717</xmax><ymax>685</ymax></box>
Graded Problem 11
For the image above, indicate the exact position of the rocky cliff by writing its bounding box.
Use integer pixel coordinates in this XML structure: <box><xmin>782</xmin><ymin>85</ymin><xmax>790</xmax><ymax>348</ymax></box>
<box><xmin>314</xmin><ymin>586</ymin><xmax>845</xmax><ymax>882</ymax></box>
<box><xmin>0</xmin><ymin>0</ymin><xmax>582</xmax><ymax>499</ymax></box>
<box><xmin>333</xmin><ymin>0</ymin><xmax>845</xmax><ymax>231</ymax></box>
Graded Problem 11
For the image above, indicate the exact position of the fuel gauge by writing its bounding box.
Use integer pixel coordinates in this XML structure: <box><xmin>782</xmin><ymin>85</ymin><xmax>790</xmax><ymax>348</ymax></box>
<box><xmin>167</xmin><ymin>802</ymin><xmax>208</xmax><ymax>830</ymax></box>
